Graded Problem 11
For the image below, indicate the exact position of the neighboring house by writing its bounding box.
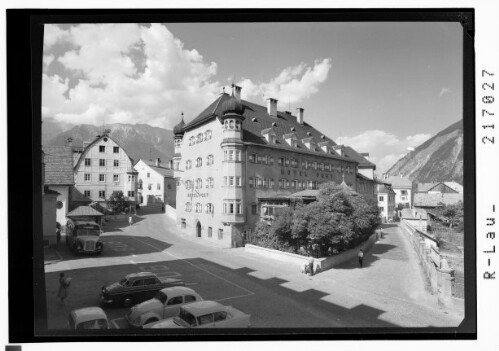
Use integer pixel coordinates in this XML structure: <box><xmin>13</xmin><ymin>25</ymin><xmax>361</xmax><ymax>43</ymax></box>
<box><xmin>416</xmin><ymin>182</ymin><xmax>459</xmax><ymax>194</ymax></box>
<box><xmin>41</xmin><ymin>150</ymin><xmax>59</xmax><ymax>246</ymax></box>
<box><xmin>375</xmin><ymin>178</ymin><xmax>396</xmax><ymax>223</ymax></box>
<box><xmin>383</xmin><ymin>175</ymin><xmax>413</xmax><ymax>208</ymax></box>
<box><xmin>337</xmin><ymin>147</ymin><xmax>376</xmax><ymax>200</ymax></box>
<box><xmin>444</xmin><ymin>181</ymin><xmax>463</xmax><ymax>194</ymax></box>
<box><xmin>413</xmin><ymin>192</ymin><xmax>463</xmax><ymax>211</ymax></box>
<box><xmin>135</xmin><ymin>158</ymin><xmax>176</xmax><ymax>208</ymax></box>
<box><xmin>72</xmin><ymin>130</ymin><xmax>138</xmax><ymax>210</ymax></box>
<box><xmin>400</xmin><ymin>208</ymin><xmax>428</xmax><ymax>233</ymax></box>
<box><xmin>174</xmin><ymin>84</ymin><xmax>361</xmax><ymax>248</ymax></box>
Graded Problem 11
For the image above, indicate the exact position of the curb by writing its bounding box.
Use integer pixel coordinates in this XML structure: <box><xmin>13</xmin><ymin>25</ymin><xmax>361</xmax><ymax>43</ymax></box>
<box><xmin>44</xmin><ymin>249</ymin><xmax>64</xmax><ymax>265</ymax></box>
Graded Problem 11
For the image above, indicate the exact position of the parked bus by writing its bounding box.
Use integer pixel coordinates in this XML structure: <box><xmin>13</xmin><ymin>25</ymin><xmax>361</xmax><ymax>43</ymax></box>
<box><xmin>66</xmin><ymin>219</ymin><xmax>103</xmax><ymax>255</ymax></box>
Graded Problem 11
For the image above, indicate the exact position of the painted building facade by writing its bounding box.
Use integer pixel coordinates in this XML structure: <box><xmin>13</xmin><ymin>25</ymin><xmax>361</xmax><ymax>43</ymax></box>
<box><xmin>135</xmin><ymin>158</ymin><xmax>176</xmax><ymax>208</ymax></box>
<box><xmin>174</xmin><ymin>86</ymin><xmax>359</xmax><ymax>248</ymax></box>
<box><xmin>73</xmin><ymin>131</ymin><xmax>138</xmax><ymax>208</ymax></box>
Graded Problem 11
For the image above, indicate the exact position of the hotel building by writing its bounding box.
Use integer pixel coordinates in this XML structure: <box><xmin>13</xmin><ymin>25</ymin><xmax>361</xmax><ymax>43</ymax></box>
<box><xmin>173</xmin><ymin>85</ymin><xmax>361</xmax><ymax>248</ymax></box>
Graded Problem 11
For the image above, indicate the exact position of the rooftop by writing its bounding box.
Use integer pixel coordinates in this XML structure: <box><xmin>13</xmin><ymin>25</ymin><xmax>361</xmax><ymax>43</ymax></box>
<box><xmin>139</xmin><ymin>159</ymin><xmax>174</xmax><ymax>178</ymax></box>
<box><xmin>383</xmin><ymin>175</ymin><xmax>413</xmax><ymax>188</ymax></box>
<box><xmin>183</xmin><ymin>93</ymin><xmax>358</xmax><ymax>162</ymax></box>
<box><xmin>413</xmin><ymin>193</ymin><xmax>463</xmax><ymax>208</ymax></box>
<box><xmin>341</xmin><ymin>146</ymin><xmax>376</xmax><ymax>169</ymax></box>
<box><xmin>43</xmin><ymin>146</ymin><xmax>75</xmax><ymax>185</ymax></box>
<box><xmin>66</xmin><ymin>206</ymin><xmax>104</xmax><ymax>217</ymax></box>
<box><xmin>416</xmin><ymin>182</ymin><xmax>458</xmax><ymax>193</ymax></box>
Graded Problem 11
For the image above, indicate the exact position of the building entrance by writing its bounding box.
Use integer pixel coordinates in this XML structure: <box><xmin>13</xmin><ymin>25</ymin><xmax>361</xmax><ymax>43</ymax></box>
<box><xmin>196</xmin><ymin>221</ymin><xmax>201</xmax><ymax>237</ymax></box>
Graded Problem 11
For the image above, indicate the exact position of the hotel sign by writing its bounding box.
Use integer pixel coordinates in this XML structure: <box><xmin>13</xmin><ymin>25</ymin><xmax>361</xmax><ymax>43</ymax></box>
<box><xmin>188</xmin><ymin>190</ymin><xmax>209</xmax><ymax>198</ymax></box>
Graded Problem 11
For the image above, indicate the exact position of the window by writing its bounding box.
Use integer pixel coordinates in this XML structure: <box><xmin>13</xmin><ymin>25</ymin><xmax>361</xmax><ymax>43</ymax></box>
<box><xmin>185</xmin><ymin>202</ymin><xmax>192</xmax><ymax>212</ymax></box>
<box><xmin>189</xmin><ymin>136</ymin><xmax>195</xmax><ymax>146</ymax></box>
<box><xmin>270</xmin><ymin>179</ymin><xmax>275</xmax><ymax>188</ymax></box>
<box><xmin>248</xmin><ymin>177</ymin><xmax>254</xmax><ymax>188</ymax></box>
<box><xmin>312</xmin><ymin>162</ymin><xmax>317</xmax><ymax>170</ymax></box>
<box><xmin>208</xmin><ymin>227</ymin><xmax>212</xmax><ymax>238</ymax></box>
<box><xmin>185</xmin><ymin>295</ymin><xmax>198</xmax><ymax>303</ymax></box>
<box><xmin>263</xmin><ymin>178</ymin><xmax>269</xmax><ymax>188</ymax></box>
<box><xmin>84</xmin><ymin>173</ymin><xmax>91</xmax><ymax>182</ymax></box>
<box><xmin>229</xmin><ymin>150</ymin><xmax>234</xmax><ymax>161</ymax></box>
<box><xmin>84</xmin><ymin>190</ymin><xmax>91</xmax><ymax>197</ymax></box>
<box><xmin>205</xmin><ymin>130</ymin><xmax>212</xmax><ymax>140</ymax></box>
<box><xmin>207</xmin><ymin>154</ymin><xmax>214</xmax><ymax>165</ymax></box>
<box><xmin>235</xmin><ymin>150</ymin><xmax>241</xmax><ymax>161</ymax></box>
<box><xmin>157</xmin><ymin>184</ymin><xmax>161</xmax><ymax>190</ymax></box>
<box><xmin>278</xmin><ymin>157</ymin><xmax>284</xmax><ymax>166</ymax></box>
<box><xmin>166</xmin><ymin>296</ymin><xmax>183</xmax><ymax>306</ymax></box>
<box><xmin>257</xmin><ymin>177</ymin><xmax>263</xmax><ymax>188</ymax></box>
<box><xmin>235</xmin><ymin>120</ymin><xmax>241</xmax><ymax>130</ymax></box>
<box><xmin>379</xmin><ymin>196</ymin><xmax>384</xmax><ymax>202</ymax></box>
<box><xmin>113</xmin><ymin>146</ymin><xmax>119</xmax><ymax>153</ymax></box>
<box><xmin>229</xmin><ymin>120</ymin><xmax>235</xmax><ymax>129</ymax></box>
<box><xmin>206</xmin><ymin>203</ymin><xmax>214</xmax><ymax>214</ymax></box>
<box><xmin>218</xmin><ymin>229</ymin><xmax>223</xmax><ymax>240</ymax></box>
<box><xmin>99</xmin><ymin>190</ymin><xmax>106</xmax><ymax>198</ymax></box>
<box><xmin>196</xmin><ymin>157</ymin><xmax>202</xmax><ymax>167</ymax></box>
<box><xmin>224</xmin><ymin>176</ymin><xmax>228</xmax><ymax>186</ymax></box>
<box><xmin>113</xmin><ymin>160</ymin><xmax>119</xmax><ymax>167</ymax></box>
<box><xmin>279</xmin><ymin>179</ymin><xmax>285</xmax><ymax>189</ymax></box>
<box><xmin>319</xmin><ymin>163</ymin><xmax>324</xmax><ymax>171</ymax></box>
<box><xmin>291</xmin><ymin>139</ymin><xmax>297</xmax><ymax>148</ymax></box>
<box><xmin>99</xmin><ymin>174</ymin><xmax>105</xmax><ymax>182</ymax></box>
<box><xmin>236</xmin><ymin>177</ymin><xmax>242</xmax><ymax>186</ymax></box>
<box><xmin>401</xmin><ymin>190</ymin><xmax>408</xmax><ymax>195</ymax></box>
<box><xmin>292</xmin><ymin>180</ymin><xmax>297</xmax><ymax>189</ymax></box>
<box><xmin>195</xmin><ymin>203</ymin><xmax>202</xmax><ymax>213</ymax></box>
<box><xmin>249</xmin><ymin>153</ymin><xmax>257</xmax><ymax>163</ymax></box>
<box><xmin>196</xmin><ymin>178</ymin><xmax>202</xmax><ymax>189</ymax></box>
<box><xmin>214</xmin><ymin>311</ymin><xmax>227</xmax><ymax>322</ymax></box>
<box><xmin>113</xmin><ymin>174</ymin><xmax>119</xmax><ymax>182</ymax></box>
<box><xmin>223</xmin><ymin>200</ymin><xmax>242</xmax><ymax>214</ymax></box>
<box><xmin>128</xmin><ymin>191</ymin><xmax>135</xmax><ymax>197</ymax></box>
<box><xmin>251</xmin><ymin>204</ymin><xmax>258</xmax><ymax>215</ymax></box>
<box><xmin>197</xmin><ymin>133</ymin><xmax>203</xmax><ymax>143</ymax></box>
<box><xmin>99</xmin><ymin>145</ymin><xmax>105</xmax><ymax>152</ymax></box>
<box><xmin>285</xmin><ymin>158</ymin><xmax>290</xmax><ymax>167</ymax></box>
<box><xmin>206</xmin><ymin>177</ymin><xmax>214</xmax><ymax>188</ymax></box>
<box><xmin>379</xmin><ymin>207</ymin><xmax>384</xmax><ymax>213</ymax></box>
<box><xmin>99</xmin><ymin>159</ymin><xmax>105</xmax><ymax>167</ymax></box>
<box><xmin>85</xmin><ymin>158</ymin><xmax>91</xmax><ymax>166</ymax></box>
<box><xmin>286</xmin><ymin>180</ymin><xmax>290</xmax><ymax>188</ymax></box>
<box><xmin>291</xmin><ymin>159</ymin><xmax>298</xmax><ymax>168</ymax></box>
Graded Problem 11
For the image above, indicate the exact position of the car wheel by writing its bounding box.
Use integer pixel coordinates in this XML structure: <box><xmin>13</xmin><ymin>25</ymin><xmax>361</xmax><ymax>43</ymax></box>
<box><xmin>145</xmin><ymin>318</ymin><xmax>158</xmax><ymax>325</ymax></box>
<box><xmin>122</xmin><ymin>296</ymin><xmax>134</xmax><ymax>307</ymax></box>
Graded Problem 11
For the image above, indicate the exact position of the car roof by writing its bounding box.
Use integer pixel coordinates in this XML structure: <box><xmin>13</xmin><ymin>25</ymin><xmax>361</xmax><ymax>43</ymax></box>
<box><xmin>181</xmin><ymin>301</ymin><xmax>225</xmax><ymax>316</ymax></box>
<box><xmin>70</xmin><ymin>307</ymin><xmax>107</xmax><ymax>323</ymax></box>
<box><xmin>125</xmin><ymin>272</ymin><xmax>155</xmax><ymax>279</ymax></box>
<box><xmin>159</xmin><ymin>286</ymin><xmax>197</xmax><ymax>296</ymax></box>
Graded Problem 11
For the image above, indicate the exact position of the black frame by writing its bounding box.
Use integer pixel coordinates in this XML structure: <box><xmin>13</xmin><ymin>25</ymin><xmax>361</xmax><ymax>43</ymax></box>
<box><xmin>7</xmin><ymin>8</ymin><xmax>476</xmax><ymax>342</ymax></box>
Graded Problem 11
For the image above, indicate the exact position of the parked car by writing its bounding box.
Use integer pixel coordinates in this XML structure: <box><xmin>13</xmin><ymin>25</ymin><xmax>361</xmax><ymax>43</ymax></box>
<box><xmin>143</xmin><ymin>301</ymin><xmax>251</xmax><ymax>329</ymax></box>
<box><xmin>126</xmin><ymin>286</ymin><xmax>203</xmax><ymax>327</ymax></box>
<box><xmin>101</xmin><ymin>272</ymin><xmax>185</xmax><ymax>307</ymax></box>
<box><xmin>68</xmin><ymin>307</ymin><xmax>109</xmax><ymax>329</ymax></box>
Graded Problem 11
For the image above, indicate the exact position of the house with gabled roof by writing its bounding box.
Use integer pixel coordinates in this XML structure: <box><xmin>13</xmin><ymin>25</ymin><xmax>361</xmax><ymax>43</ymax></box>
<box><xmin>172</xmin><ymin>84</ymin><xmax>363</xmax><ymax>248</ymax></box>
<box><xmin>135</xmin><ymin>158</ymin><xmax>176</xmax><ymax>208</ymax></box>
<box><xmin>43</xmin><ymin>145</ymin><xmax>75</xmax><ymax>226</ymax></box>
<box><xmin>383</xmin><ymin>174</ymin><xmax>413</xmax><ymax>208</ymax></box>
<box><xmin>336</xmin><ymin>146</ymin><xmax>376</xmax><ymax>200</ymax></box>
<box><xmin>72</xmin><ymin>130</ymin><xmax>138</xmax><ymax>211</ymax></box>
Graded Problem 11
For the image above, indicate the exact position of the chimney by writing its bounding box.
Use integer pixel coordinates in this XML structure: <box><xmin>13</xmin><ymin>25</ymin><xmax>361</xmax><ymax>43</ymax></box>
<box><xmin>267</xmin><ymin>98</ymin><xmax>278</xmax><ymax>117</ymax></box>
<box><xmin>360</xmin><ymin>152</ymin><xmax>369</xmax><ymax>161</ymax></box>
<box><xmin>66</xmin><ymin>137</ymin><xmax>73</xmax><ymax>148</ymax></box>
<box><xmin>232</xmin><ymin>84</ymin><xmax>242</xmax><ymax>99</ymax></box>
<box><xmin>156</xmin><ymin>158</ymin><xmax>161</xmax><ymax>167</ymax></box>
<box><xmin>296</xmin><ymin>107</ymin><xmax>304</xmax><ymax>124</ymax></box>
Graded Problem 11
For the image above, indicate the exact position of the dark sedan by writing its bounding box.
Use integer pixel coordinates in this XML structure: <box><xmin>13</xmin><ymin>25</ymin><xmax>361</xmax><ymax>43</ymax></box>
<box><xmin>101</xmin><ymin>272</ymin><xmax>185</xmax><ymax>307</ymax></box>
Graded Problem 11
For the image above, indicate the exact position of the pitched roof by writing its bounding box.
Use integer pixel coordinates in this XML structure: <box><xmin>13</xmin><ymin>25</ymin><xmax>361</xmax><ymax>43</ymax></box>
<box><xmin>413</xmin><ymin>193</ymin><xmax>463</xmax><ymax>207</ymax></box>
<box><xmin>375</xmin><ymin>183</ymin><xmax>396</xmax><ymax>195</ymax></box>
<box><xmin>383</xmin><ymin>175</ymin><xmax>412</xmax><ymax>188</ymax></box>
<box><xmin>444</xmin><ymin>181</ymin><xmax>463</xmax><ymax>194</ymax></box>
<box><xmin>417</xmin><ymin>182</ymin><xmax>458</xmax><ymax>193</ymax></box>
<box><xmin>401</xmin><ymin>208</ymin><xmax>428</xmax><ymax>220</ymax></box>
<box><xmin>341</xmin><ymin>146</ymin><xmax>376</xmax><ymax>169</ymax></box>
<box><xmin>289</xmin><ymin>189</ymin><xmax>320</xmax><ymax>198</ymax></box>
<box><xmin>139</xmin><ymin>159</ymin><xmax>174</xmax><ymax>178</ymax></box>
<box><xmin>67</xmin><ymin>206</ymin><xmax>104</xmax><ymax>217</ymax></box>
<box><xmin>183</xmin><ymin>93</ymin><xmax>356</xmax><ymax>162</ymax></box>
<box><xmin>356</xmin><ymin>172</ymin><xmax>373</xmax><ymax>182</ymax></box>
<box><xmin>43</xmin><ymin>146</ymin><xmax>75</xmax><ymax>185</ymax></box>
<box><xmin>71</xmin><ymin>186</ymin><xmax>92</xmax><ymax>203</ymax></box>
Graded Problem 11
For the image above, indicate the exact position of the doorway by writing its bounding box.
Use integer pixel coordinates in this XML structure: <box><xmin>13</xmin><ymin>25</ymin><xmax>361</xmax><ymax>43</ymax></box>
<box><xmin>196</xmin><ymin>222</ymin><xmax>201</xmax><ymax>238</ymax></box>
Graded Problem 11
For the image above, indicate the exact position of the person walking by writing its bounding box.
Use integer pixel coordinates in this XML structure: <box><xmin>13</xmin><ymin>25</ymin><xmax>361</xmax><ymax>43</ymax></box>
<box><xmin>55</xmin><ymin>222</ymin><xmax>61</xmax><ymax>248</ymax></box>
<box><xmin>128</xmin><ymin>215</ymin><xmax>133</xmax><ymax>226</ymax></box>
<box><xmin>358</xmin><ymin>249</ymin><xmax>364</xmax><ymax>268</ymax></box>
<box><xmin>57</xmin><ymin>272</ymin><xmax>71</xmax><ymax>303</ymax></box>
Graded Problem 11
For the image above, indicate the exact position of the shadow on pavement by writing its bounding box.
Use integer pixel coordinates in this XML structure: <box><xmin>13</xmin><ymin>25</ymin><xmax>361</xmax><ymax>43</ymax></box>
<box><xmin>333</xmin><ymin>243</ymin><xmax>398</xmax><ymax>270</ymax></box>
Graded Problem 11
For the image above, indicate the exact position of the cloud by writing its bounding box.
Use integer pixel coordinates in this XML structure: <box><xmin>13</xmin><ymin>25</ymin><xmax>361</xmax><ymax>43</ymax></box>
<box><xmin>237</xmin><ymin>58</ymin><xmax>332</xmax><ymax>106</ymax></box>
<box><xmin>341</xmin><ymin>130</ymin><xmax>431</xmax><ymax>173</ymax></box>
<box><xmin>42</xmin><ymin>23</ymin><xmax>221</xmax><ymax>129</ymax></box>
<box><xmin>439</xmin><ymin>87</ymin><xmax>452</xmax><ymax>97</ymax></box>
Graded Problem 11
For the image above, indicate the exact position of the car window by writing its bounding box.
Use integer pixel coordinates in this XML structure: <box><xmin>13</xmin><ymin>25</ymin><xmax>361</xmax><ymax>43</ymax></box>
<box><xmin>184</xmin><ymin>295</ymin><xmax>197</xmax><ymax>303</ymax></box>
<box><xmin>153</xmin><ymin>277</ymin><xmax>161</xmax><ymax>284</ymax></box>
<box><xmin>143</xmin><ymin>278</ymin><xmax>157</xmax><ymax>286</ymax></box>
<box><xmin>77</xmin><ymin>319</ymin><xmax>108</xmax><ymax>329</ymax></box>
<box><xmin>155</xmin><ymin>291</ymin><xmax>168</xmax><ymax>304</ymax></box>
<box><xmin>166</xmin><ymin>296</ymin><xmax>183</xmax><ymax>306</ymax></box>
<box><xmin>132</xmin><ymin>279</ymin><xmax>144</xmax><ymax>287</ymax></box>
<box><xmin>119</xmin><ymin>278</ymin><xmax>130</xmax><ymax>287</ymax></box>
<box><xmin>197</xmin><ymin>313</ymin><xmax>214</xmax><ymax>325</ymax></box>
<box><xmin>213</xmin><ymin>311</ymin><xmax>227</xmax><ymax>322</ymax></box>
<box><xmin>178</xmin><ymin>309</ymin><xmax>197</xmax><ymax>327</ymax></box>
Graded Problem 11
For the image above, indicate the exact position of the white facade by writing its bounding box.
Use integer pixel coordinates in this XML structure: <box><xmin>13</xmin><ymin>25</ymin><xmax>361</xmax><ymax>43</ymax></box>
<box><xmin>48</xmin><ymin>185</ymin><xmax>71</xmax><ymax>226</ymax></box>
<box><xmin>393</xmin><ymin>188</ymin><xmax>412</xmax><ymax>208</ymax></box>
<box><xmin>74</xmin><ymin>135</ymin><xmax>137</xmax><ymax>204</ymax></box>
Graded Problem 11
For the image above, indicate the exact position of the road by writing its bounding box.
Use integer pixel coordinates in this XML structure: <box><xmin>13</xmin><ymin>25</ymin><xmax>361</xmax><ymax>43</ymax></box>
<box><xmin>44</xmin><ymin>208</ymin><xmax>463</xmax><ymax>329</ymax></box>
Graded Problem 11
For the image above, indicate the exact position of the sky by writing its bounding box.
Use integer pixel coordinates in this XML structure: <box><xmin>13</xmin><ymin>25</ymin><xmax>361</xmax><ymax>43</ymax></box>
<box><xmin>42</xmin><ymin>22</ymin><xmax>463</xmax><ymax>174</ymax></box>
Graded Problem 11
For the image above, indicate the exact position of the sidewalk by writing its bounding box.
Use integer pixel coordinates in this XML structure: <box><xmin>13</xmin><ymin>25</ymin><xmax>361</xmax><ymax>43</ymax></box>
<box><xmin>44</xmin><ymin>246</ymin><xmax>63</xmax><ymax>265</ymax></box>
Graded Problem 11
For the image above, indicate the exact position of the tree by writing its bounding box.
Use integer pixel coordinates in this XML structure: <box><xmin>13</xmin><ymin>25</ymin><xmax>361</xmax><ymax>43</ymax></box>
<box><xmin>107</xmin><ymin>191</ymin><xmax>128</xmax><ymax>214</ymax></box>
<box><xmin>434</xmin><ymin>201</ymin><xmax>464</xmax><ymax>231</ymax></box>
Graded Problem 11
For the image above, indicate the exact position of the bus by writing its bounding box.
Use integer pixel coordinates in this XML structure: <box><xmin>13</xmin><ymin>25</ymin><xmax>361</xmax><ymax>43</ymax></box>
<box><xmin>65</xmin><ymin>219</ymin><xmax>103</xmax><ymax>255</ymax></box>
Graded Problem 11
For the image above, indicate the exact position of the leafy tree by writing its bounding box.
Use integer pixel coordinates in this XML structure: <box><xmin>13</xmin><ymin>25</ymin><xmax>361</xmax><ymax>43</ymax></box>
<box><xmin>107</xmin><ymin>191</ymin><xmax>129</xmax><ymax>214</ymax></box>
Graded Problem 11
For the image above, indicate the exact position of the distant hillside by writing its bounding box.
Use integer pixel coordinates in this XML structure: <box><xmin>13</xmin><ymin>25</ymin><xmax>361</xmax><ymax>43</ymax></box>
<box><xmin>386</xmin><ymin>120</ymin><xmax>463</xmax><ymax>183</ymax></box>
<box><xmin>45</xmin><ymin>123</ymin><xmax>174</xmax><ymax>163</ymax></box>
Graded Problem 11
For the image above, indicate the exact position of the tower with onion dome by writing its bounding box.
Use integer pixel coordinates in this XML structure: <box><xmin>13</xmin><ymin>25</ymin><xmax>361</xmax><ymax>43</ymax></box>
<box><xmin>172</xmin><ymin>113</ymin><xmax>185</xmax><ymax>181</ymax></box>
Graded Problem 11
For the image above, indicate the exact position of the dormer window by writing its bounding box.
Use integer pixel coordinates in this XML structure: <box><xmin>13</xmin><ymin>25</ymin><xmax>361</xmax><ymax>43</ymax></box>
<box><xmin>283</xmin><ymin>132</ymin><xmax>298</xmax><ymax>147</ymax></box>
<box><xmin>261</xmin><ymin>128</ymin><xmax>277</xmax><ymax>144</ymax></box>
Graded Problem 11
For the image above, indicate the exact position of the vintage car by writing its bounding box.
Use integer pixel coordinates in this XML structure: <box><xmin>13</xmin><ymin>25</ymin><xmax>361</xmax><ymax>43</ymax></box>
<box><xmin>101</xmin><ymin>272</ymin><xmax>185</xmax><ymax>307</ymax></box>
<box><xmin>68</xmin><ymin>307</ymin><xmax>109</xmax><ymax>329</ymax></box>
<box><xmin>143</xmin><ymin>301</ymin><xmax>251</xmax><ymax>329</ymax></box>
<box><xmin>125</xmin><ymin>286</ymin><xmax>203</xmax><ymax>327</ymax></box>
<box><xmin>65</xmin><ymin>219</ymin><xmax>103</xmax><ymax>255</ymax></box>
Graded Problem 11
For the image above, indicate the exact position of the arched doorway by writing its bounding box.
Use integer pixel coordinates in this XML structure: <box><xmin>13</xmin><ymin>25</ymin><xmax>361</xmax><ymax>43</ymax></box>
<box><xmin>196</xmin><ymin>222</ymin><xmax>201</xmax><ymax>238</ymax></box>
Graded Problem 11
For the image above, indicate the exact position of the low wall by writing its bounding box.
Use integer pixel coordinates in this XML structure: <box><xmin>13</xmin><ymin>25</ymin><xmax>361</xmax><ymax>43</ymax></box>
<box><xmin>400</xmin><ymin>220</ymin><xmax>463</xmax><ymax>315</ymax></box>
<box><xmin>245</xmin><ymin>231</ymin><xmax>379</xmax><ymax>273</ymax></box>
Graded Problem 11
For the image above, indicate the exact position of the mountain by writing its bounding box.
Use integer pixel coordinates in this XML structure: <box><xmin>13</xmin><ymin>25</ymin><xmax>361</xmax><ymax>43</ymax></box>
<box><xmin>44</xmin><ymin>123</ymin><xmax>174</xmax><ymax>163</ymax></box>
<box><xmin>386</xmin><ymin>120</ymin><xmax>463</xmax><ymax>183</ymax></box>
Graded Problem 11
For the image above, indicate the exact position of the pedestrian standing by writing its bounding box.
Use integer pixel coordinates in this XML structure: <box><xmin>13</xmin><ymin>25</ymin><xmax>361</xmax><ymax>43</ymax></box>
<box><xmin>128</xmin><ymin>215</ymin><xmax>133</xmax><ymax>226</ymax></box>
<box><xmin>57</xmin><ymin>272</ymin><xmax>71</xmax><ymax>303</ymax></box>
<box><xmin>358</xmin><ymin>249</ymin><xmax>364</xmax><ymax>268</ymax></box>
<box><xmin>56</xmin><ymin>222</ymin><xmax>61</xmax><ymax>248</ymax></box>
